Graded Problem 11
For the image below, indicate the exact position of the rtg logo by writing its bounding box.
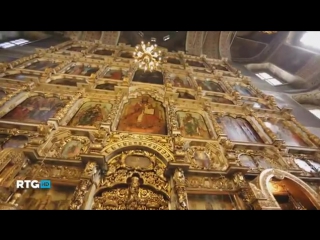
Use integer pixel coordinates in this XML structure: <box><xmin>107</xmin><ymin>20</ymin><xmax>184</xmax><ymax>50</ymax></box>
<box><xmin>16</xmin><ymin>180</ymin><xmax>51</xmax><ymax>189</ymax></box>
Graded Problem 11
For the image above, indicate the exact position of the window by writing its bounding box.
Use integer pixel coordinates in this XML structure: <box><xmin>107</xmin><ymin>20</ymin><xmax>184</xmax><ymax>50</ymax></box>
<box><xmin>300</xmin><ymin>31</ymin><xmax>320</xmax><ymax>49</ymax></box>
<box><xmin>255</xmin><ymin>72</ymin><xmax>283</xmax><ymax>86</ymax></box>
<box><xmin>309</xmin><ymin>109</ymin><xmax>320</xmax><ymax>119</ymax></box>
<box><xmin>0</xmin><ymin>38</ymin><xmax>30</xmax><ymax>49</ymax></box>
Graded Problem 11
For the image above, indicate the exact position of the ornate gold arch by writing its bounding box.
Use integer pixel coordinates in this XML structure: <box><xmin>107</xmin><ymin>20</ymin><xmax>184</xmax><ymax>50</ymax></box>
<box><xmin>101</xmin><ymin>139</ymin><xmax>175</xmax><ymax>165</ymax></box>
<box><xmin>257</xmin><ymin>168</ymin><xmax>320</xmax><ymax>209</ymax></box>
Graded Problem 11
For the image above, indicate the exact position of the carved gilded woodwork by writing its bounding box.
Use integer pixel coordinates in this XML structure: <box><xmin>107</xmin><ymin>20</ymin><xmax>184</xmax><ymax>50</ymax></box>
<box><xmin>38</xmin><ymin>130</ymin><xmax>91</xmax><ymax>160</ymax></box>
<box><xmin>0</xmin><ymin>40</ymin><xmax>319</xmax><ymax>210</ymax></box>
<box><xmin>93</xmin><ymin>150</ymin><xmax>169</xmax><ymax>210</ymax></box>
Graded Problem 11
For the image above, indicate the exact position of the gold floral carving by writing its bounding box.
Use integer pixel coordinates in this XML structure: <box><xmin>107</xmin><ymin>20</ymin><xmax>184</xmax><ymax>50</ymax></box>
<box><xmin>69</xmin><ymin>161</ymin><xmax>98</xmax><ymax>210</ymax></box>
<box><xmin>93</xmin><ymin>150</ymin><xmax>169</xmax><ymax>210</ymax></box>
<box><xmin>185</xmin><ymin>175</ymin><xmax>235</xmax><ymax>190</ymax></box>
<box><xmin>53</xmin><ymin>92</ymin><xmax>83</xmax><ymax>123</ymax></box>
<box><xmin>173</xmin><ymin>168</ymin><xmax>188</xmax><ymax>210</ymax></box>
<box><xmin>186</xmin><ymin>143</ymin><xmax>228</xmax><ymax>171</ymax></box>
<box><xmin>27</xmin><ymin>164</ymin><xmax>82</xmax><ymax>180</ymax></box>
<box><xmin>101</xmin><ymin>133</ymin><xmax>174</xmax><ymax>163</ymax></box>
<box><xmin>42</xmin><ymin>131</ymin><xmax>91</xmax><ymax>160</ymax></box>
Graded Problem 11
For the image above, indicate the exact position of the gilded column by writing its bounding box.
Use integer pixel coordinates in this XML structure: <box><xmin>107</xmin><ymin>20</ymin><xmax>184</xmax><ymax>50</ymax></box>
<box><xmin>69</xmin><ymin>161</ymin><xmax>98</xmax><ymax>210</ymax></box>
<box><xmin>173</xmin><ymin>168</ymin><xmax>188</xmax><ymax>210</ymax></box>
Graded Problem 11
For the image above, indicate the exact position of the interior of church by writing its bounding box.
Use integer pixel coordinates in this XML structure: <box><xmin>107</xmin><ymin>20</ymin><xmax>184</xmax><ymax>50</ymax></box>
<box><xmin>0</xmin><ymin>31</ymin><xmax>320</xmax><ymax>210</ymax></box>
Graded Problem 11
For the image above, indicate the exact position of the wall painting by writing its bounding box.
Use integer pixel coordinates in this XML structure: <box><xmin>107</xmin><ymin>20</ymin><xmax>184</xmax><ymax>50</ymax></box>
<box><xmin>194</xmin><ymin>150</ymin><xmax>211</xmax><ymax>169</ymax></box>
<box><xmin>2</xmin><ymin>135</ymin><xmax>28</xmax><ymax>149</ymax></box>
<box><xmin>264</xmin><ymin>121</ymin><xmax>308</xmax><ymax>147</ymax></box>
<box><xmin>217</xmin><ymin>116</ymin><xmax>263</xmax><ymax>143</ymax></box>
<box><xmin>196</xmin><ymin>80</ymin><xmax>225</xmax><ymax>92</ymax></box>
<box><xmin>103</xmin><ymin>68</ymin><xmax>126</xmax><ymax>80</ymax></box>
<box><xmin>60</xmin><ymin>140</ymin><xmax>82</xmax><ymax>159</ymax></box>
<box><xmin>49</xmin><ymin>78</ymin><xmax>87</xmax><ymax>86</ymax></box>
<box><xmin>118</xmin><ymin>95</ymin><xmax>167</xmax><ymax>135</ymax></box>
<box><xmin>2</xmin><ymin>96</ymin><xmax>67</xmax><ymax>123</ymax></box>
<box><xmin>68</xmin><ymin>102</ymin><xmax>112</xmax><ymax>128</ymax></box>
<box><xmin>178</xmin><ymin>92</ymin><xmax>195</xmax><ymax>100</ymax></box>
<box><xmin>211</xmin><ymin>96</ymin><xmax>234</xmax><ymax>104</ymax></box>
<box><xmin>186</xmin><ymin>60</ymin><xmax>205</xmax><ymax>68</ymax></box>
<box><xmin>24</xmin><ymin>61</ymin><xmax>60</xmax><ymax>71</ymax></box>
<box><xmin>132</xmin><ymin>70</ymin><xmax>164</xmax><ymax>85</ymax></box>
<box><xmin>239</xmin><ymin>154</ymin><xmax>272</xmax><ymax>169</ymax></box>
<box><xmin>4</xmin><ymin>74</ymin><xmax>39</xmax><ymax>81</ymax></box>
<box><xmin>64</xmin><ymin>64</ymin><xmax>99</xmax><ymax>76</ymax></box>
<box><xmin>188</xmin><ymin>194</ymin><xmax>237</xmax><ymax>210</ymax></box>
<box><xmin>213</xmin><ymin>64</ymin><xmax>229</xmax><ymax>71</ymax></box>
<box><xmin>233</xmin><ymin>85</ymin><xmax>255</xmax><ymax>97</ymax></box>
<box><xmin>170</xmin><ymin>74</ymin><xmax>192</xmax><ymax>88</ymax></box>
<box><xmin>176</xmin><ymin>111</ymin><xmax>210</xmax><ymax>139</ymax></box>
<box><xmin>120</xmin><ymin>52</ymin><xmax>133</xmax><ymax>58</ymax></box>
<box><xmin>167</xmin><ymin>58</ymin><xmax>181</xmax><ymax>64</ymax></box>
<box><xmin>95</xmin><ymin>83</ymin><xmax>117</xmax><ymax>91</ymax></box>
<box><xmin>93</xmin><ymin>49</ymin><xmax>114</xmax><ymax>56</ymax></box>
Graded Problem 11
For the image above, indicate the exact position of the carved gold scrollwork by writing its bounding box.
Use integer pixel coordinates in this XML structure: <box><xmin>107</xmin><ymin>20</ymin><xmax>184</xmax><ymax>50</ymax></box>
<box><xmin>69</xmin><ymin>161</ymin><xmax>98</xmax><ymax>210</ymax></box>
<box><xmin>173</xmin><ymin>168</ymin><xmax>188</xmax><ymax>210</ymax></box>
<box><xmin>93</xmin><ymin>150</ymin><xmax>169</xmax><ymax>210</ymax></box>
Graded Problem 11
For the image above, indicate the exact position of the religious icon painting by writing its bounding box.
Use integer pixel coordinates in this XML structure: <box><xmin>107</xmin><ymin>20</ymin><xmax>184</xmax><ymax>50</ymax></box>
<box><xmin>176</xmin><ymin>111</ymin><xmax>210</xmax><ymax>139</ymax></box>
<box><xmin>117</xmin><ymin>95</ymin><xmax>167</xmax><ymax>135</ymax></box>
<box><xmin>68</xmin><ymin>102</ymin><xmax>112</xmax><ymax>128</ymax></box>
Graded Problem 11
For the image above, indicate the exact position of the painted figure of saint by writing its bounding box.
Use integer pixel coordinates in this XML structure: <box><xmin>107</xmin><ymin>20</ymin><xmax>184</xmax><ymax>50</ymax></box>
<box><xmin>78</xmin><ymin>104</ymin><xmax>103</xmax><ymax>126</ymax></box>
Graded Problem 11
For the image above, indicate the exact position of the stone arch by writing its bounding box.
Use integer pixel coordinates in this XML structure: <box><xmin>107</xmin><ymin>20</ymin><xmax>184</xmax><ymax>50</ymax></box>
<box><xmin>257</xmin><ymin>168</ymin><xmax>320</xmax><ymax>209</ymax></box>
<box><xmin>100</xmin><ymin>139</ymin><xmax>175</xmax><ymax>165</ymax></box>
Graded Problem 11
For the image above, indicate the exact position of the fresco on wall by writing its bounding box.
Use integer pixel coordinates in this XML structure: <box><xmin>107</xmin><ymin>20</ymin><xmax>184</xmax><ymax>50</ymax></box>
<box><xmin>120</xmin><ymin>52</ymin><xmax>133</xmax><ymax>58</ymax></box>
<box><xmin>64</xmin><ymin>65</ymin><xmax>99</xmax><ymax>76</ymax></box>
<box><xmin>211</xmin><ymin>96</ymin><xmax>234</xmax><ymax>104</ymax></box>
<box><xmin>95</xmin><ymin>83</ymin><xmax>117</xmax><ymax>91</ymax></box>
<box><xmin>132</xmin><ymin>70</ymin><xmax>164</xmax><ymax>85</ymax></box>
<box><xmin>217</xmin><ymin>116</ymin><xmax>263</xmax><ymax>143</ymax></box>
<box><xmin>2</xmin><ymin>96</ymin><xmax>67</xmax><ymax>123</ymax></box>
<box><xmin>196</xmin><ymin>80</ymin><xmax>225</xmax><ymax>92</ymax></box>
<box><xmin>4</xmin><ymin>73</ymin><xmax>39</xmax><ymax>81</ymax></box>
<box><xmin>93</xmin><ymin>49</ymin><xmax>114</xmax><ymax>56</ymax></box>
<box><xmin>167</xmin><ymin>58</ymin><xmax>181</xmax><ymax>64</ymax></box>
<box><xmin>103</xmin><ymin>68</ymin><xmax>125</xmax><ymax>80</ymax></box>
<box><xmin>233</xmin><ymin>85</ymin><xmax>255</xmax><ymax>97</ymax></box>
<box><xmin>60</xmin><ymin>140</ymin><xmax>82</xmax><ymax>159</ymax></box>
<box><xmin>0</xmin><ymin>89</ymin><xmax>6</xmax><ymax>100</ymax></box>
<box><xmin>186</xmin><ymin>60</ymin><xmax>205</xmax><ymax>68</ymax></box>
<box><xmin>176</xmin><ymin>111</ymin><xmax>210</xmax><ymax>139</ymax></box>
<box><xmin>264</xmin><ymin>121</ymin><xmax>308</xmax><ymax>147</ymax></box>
<box><xmin>170</xmin><ymin>74</ymin><xmax>192</xmax><ymax>88</ymax></box>
<box><xmin>118</xmin><ymin>95</ymin><xmax>167</xmax><ymax>135</ymax></box>
<box><xmin>66</xmin><ymin>46</ymin><xmax>87</xmax><ymax>52</ymax></box>
<box><xmin>68</xmin><ymin>102</ymin><xmax>112</xmax><ymax>128</ymax></box>
<box><xmin>49</xmin><ymin>78</ymin><xmax>87</xmax><ymax>86</ymax></box>
<box><xmin>24</xmin><ymin>61</ymin><xmax>59</xmax><ymax>71</ymax></box>
<box><xmin>178</xmin><ymin>91</ymin><xmax>195</xmax><ymax>100</ymax></box>
<box><xmin>188</xmin><ymin>194</ymin><xmax>237</xmax><ymax>210</ymax></box>
<box><xmin>2</xmin><ymin>135</ymin><xmax>28</xmax><ymax>149</ymax></box>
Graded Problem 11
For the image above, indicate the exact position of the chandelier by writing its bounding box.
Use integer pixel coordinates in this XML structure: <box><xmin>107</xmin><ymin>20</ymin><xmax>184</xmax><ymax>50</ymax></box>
<box><xmin>260</xmin><ymin>31</ymin><xmax>278</xmax><ymax>34</ymax></box>
<box><xmin>133</xmin><ymin>41</ymin><xmax>162</xmax><ymax>72</ymax></box>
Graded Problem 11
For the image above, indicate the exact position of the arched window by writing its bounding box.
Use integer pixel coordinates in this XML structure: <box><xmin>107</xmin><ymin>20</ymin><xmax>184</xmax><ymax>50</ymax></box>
<box><xmin>300</xmin><ymin>31</ymin><xmax>320</xmax><ymax>49</ymax></box>
<box><xmin>0</xmin><ymin>38</ymin><xmax>30</xmax><ymax>49</ymax></box>
<box><xmin>255</xmin><ymin>72</ymin><xmax>283</xmax><ymax>86</ymax></box>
